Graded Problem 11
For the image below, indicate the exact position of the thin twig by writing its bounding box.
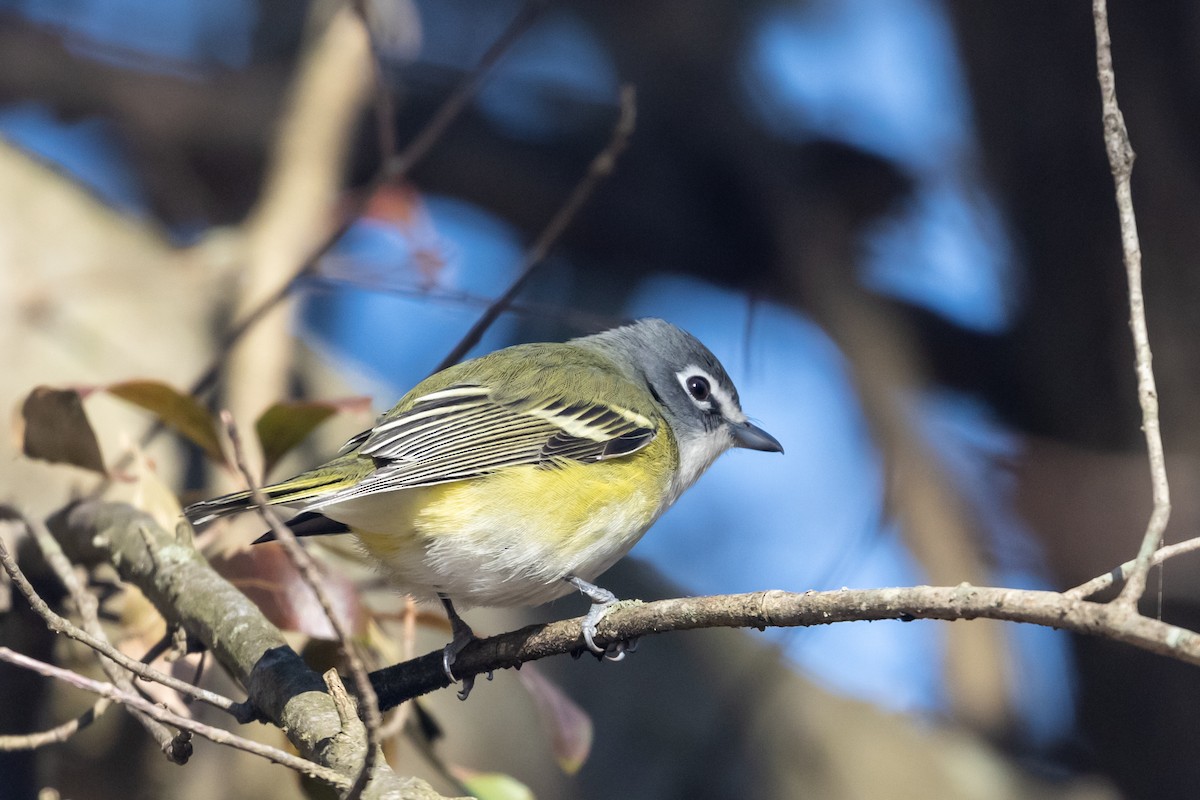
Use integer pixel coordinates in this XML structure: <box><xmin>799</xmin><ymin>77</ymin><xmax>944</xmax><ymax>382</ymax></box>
<box><xmin>0</xmin><ymin>698</ymin><xmax>111</xmax><ymax>751</ymax></box>
<box><xmin>432</xmin><ymin>84</ymin><xmax>638</xmax><ymax>373</ymax></box>
<box><xmin>382</xmin><ymin>0</ymin><xmax>545</xmax><ymax>181</ymax></box>
<box><xmin>0</xmin><ymin>528</ymin><xmax>239</xmax><ymax>714</ymax></box>
<box><xmin>1066</xmin><ymin>536</ymin><xmax>1200</xmax><ymax>600</ymax></box>
<box><xmin>1092</xmin><ymin>0</ymin><xmax>1170</xmax><ymax>609</ymax></box>
<box><xmin>167</xmin><ymin>2</ymin><xmax>546</xmax><ymax>424</ymax></box>
<box><xmin>221</xmin><ymin>412</ymin><xmax>380</xmax><ymax>800</ymax></box>
<box><xmin>0</xmin><ymin>647</ymin><xmax>350</xmax><ymax>791</ymax></box>
<box><xmin>307</xmin><ymin>273</ymin><xmax>626</xmax><ymax>333</ymax></box>
<box><xmin>22</xmin><ymin>518</ymin><xmax>185</xmax><ymax>761</ymax></box>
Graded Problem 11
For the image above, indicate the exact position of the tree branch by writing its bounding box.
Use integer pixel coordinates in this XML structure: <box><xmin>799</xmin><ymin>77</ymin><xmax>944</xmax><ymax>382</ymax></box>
<box><xmin>38</xmin><ymin>499</ymin><xmax>1200</xmax><ymax>789</ymax></box>
<box><xmin>0</xmin><ymin>524</ymin><xmax>238</xmax><ymax>715</ymax></box>
<box><xmin>22</xmin><ymin>516</ymin><xmax>188</xmax><ymax>761</ymax></box>
<box><xmin>49</xmin><ymin>502</ymin><xmax>453</xmax><ymax>800</ymax></box>
<box><xmin>367</xmin><ymin>582</ymin><xmax>1200</xmax><ymax>712</ymax></box>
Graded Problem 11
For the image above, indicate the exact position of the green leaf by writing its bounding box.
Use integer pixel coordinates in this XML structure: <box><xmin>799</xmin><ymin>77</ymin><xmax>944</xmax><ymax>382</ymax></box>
<box><xmin>454</xmin><ymin>770</ymin><xmax>536</xmax><ymax>800</ymax></box>
<box><xmin>19</xmin><ymin>386</ymin><xmax>106</xmax><ymax>473</ymax></box>
<box><xmin>255</xmin><ymin>398</ymin><xmax>369</xmax><ymax>477</ymax></box>
<box><xmin>106</xmin><ymin>380</ymin><xmax>225</xmax><ymax>464</ymax></box>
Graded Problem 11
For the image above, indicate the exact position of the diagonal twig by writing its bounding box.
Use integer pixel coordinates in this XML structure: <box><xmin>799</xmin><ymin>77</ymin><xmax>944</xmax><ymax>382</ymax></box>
<box><xmin>1066</xmin><ymin>536</ymin><xmax>1200</xmax><ymax>600</ymax></box>
<box><xmin>432</xmin><ymin>84</ymin><xmax>638</xmax><ymax>373</ymax></box>
<box><xmin>172</xmin><ymin>1</ymin><xmax>546</xmax><ymax>421</ymax></box>
<box><xmin>221</xmin><ymin>412</ymin><xmax>381</xmax><ymax>800</ymax></box>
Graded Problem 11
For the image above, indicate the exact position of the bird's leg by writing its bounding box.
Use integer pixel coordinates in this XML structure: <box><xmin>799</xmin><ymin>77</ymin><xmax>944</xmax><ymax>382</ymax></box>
<box><xmin>440</xmin><ymin>595</ymin><xmax>477</xmax><ymax>700</ymax></box>
<box><xmin>564</xmin><ymin>575</ymin><xmax>635</xmax><ymax>661</ymax></box>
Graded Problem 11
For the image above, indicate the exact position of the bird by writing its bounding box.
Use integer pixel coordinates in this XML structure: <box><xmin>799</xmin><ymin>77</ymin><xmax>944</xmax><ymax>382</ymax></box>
<box><xmin>185</xmin><ymin>318</ymin><xmax>782</xmax><ymax>696</ymax></box>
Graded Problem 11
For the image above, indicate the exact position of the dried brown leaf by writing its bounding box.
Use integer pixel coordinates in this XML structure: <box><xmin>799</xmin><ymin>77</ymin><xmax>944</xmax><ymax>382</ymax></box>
<box><xmin>18</xmin><ymin>386</ymin><xmax>106</xmax><ymax>473</ymax></box>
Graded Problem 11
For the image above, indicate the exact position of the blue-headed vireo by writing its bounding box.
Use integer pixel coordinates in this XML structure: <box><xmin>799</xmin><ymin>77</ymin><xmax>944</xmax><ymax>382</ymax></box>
<box><xmin>186</xmin><ymin>319</ymin><xmax>782</xmax><ymax>689</ymax></box>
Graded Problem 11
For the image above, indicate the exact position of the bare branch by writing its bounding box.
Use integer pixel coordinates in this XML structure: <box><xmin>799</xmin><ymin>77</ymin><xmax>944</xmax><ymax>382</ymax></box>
<box><xmin>23</xmin><ymin>516</ymin><xmax>186</xmax><ymax>761</ymax></box>
<box><xmin>368</xmin><ymin>583</ymin><xmax>1200</xmax><ymax>711</ymax></box>
<box><xmin>52</xmin><ymin>502</ymin><xmax>451</xmax><ymax>799</ymax></box>
<box><xmin>0</xmin><ymin>524</ymin><xmax>238</xmax><ymax>715</ymax></box>
<box><xmin>45</xmin><ymin>498</ymin><xmax>1200</xmax><ymax>796</ymax></box>
<box><xmin>222</xmin><ymin>411</ymin><xmax>381</xmax><ymax>800</ymax></box>
<box><xmin>0</xmin><ymin>647</ymin><xmax>350</xmax><ymax>791</ymax></box>
<box><xmin>382</xmin><ymin>1</ymin><xmax>545</xmax><ymax>181</ymax></box>
<box><xmin>433</xmin><ymin>84</ymin><xmax>638</xmax><ymax>372</ymax></box>
<box><xmin>1092</xmin><ymin>0</ymin><xmax>1170</xmax><ymax>609</ymax></box>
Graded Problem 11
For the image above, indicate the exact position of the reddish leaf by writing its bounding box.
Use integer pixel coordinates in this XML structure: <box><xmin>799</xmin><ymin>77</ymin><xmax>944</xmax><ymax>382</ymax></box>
<box><xmin>106</xmin><ymin>380</ymin><xmax>225</xmax><ymax>464</ymax></box>
<box><xmin>255</xmin><ymin>397</ymin><xmax>371</xmax><ymax>477</ymax></box>
<box><xmin>515</xmin><ymin>663</ymin><xmax>593</xmax><ymax>774</ymax></box>
<box><xmin>211</xmin><ymin>543</ymin><xmax>368</xmax><ymax>640</ymax></box>
<box><xmin>19</xmin><ymin>386</ymin><xmax>106</xmax><ymax>473</ymax></box>
<box><xmin>361</xmin><ymin>185</ymin><xmax>447</xmax><ymax>287</ymax></box>
<box><xmin>363</xmin><ymin>183</ymin><xmax>423</xmax><ymax>225</ymax></box>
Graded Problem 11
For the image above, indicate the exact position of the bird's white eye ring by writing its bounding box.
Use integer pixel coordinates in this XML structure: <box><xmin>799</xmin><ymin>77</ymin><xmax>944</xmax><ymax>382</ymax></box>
<box><xmin>686</xmin><ymin>375</ymin><xmax>711</xmax><ymax>402</ymax></box>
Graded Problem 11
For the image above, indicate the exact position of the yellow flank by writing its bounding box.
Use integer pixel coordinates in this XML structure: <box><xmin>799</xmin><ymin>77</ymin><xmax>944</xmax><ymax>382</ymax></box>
<box><xmin>343</xmin><ymin>426</ymin><xmax>679</xmax><ymax>608</ymax></box>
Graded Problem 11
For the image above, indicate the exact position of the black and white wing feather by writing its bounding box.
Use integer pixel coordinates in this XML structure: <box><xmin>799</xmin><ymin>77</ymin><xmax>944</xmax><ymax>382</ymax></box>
<box><xmin>309</xmin><ymin>384</ymin><xmax>656</xmax><ymax>508</ymax></box>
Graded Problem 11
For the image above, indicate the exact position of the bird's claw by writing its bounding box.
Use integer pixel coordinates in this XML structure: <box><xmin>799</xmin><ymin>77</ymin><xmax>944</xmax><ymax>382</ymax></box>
<box><xmin>440</xmin><ymin>595</ymin><xmax>479</xmax><ymax>700</ymax></box>
<box><xmin>604</xmin><ymin>637</ymin><xmax>639</xmax><ymax>661</ymax></box>
<box><xmin>581</xmin><ymin>620</ymin><xmax>605</xmax><ymax>656</ymax></box>
<box><xmin>584</xmin><ymin>629</ymin><xmax>638</xmax><ymax>661</ymax></box>
<box><xmin>568</xmin><ymin>574</ymin><xmax>639</xmax><ymax>660</ymax></box>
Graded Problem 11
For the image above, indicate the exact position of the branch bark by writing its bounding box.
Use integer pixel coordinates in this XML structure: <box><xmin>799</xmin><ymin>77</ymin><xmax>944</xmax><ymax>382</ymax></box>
<box><xmin>49</xmin><ymin>502</ymin><xmax>455</xmax><ymax>800</ymax></box>
<box><xmin>367</xmin><ymin>583</ymin><xmax>1200</xmax><ymax>711</ymax></box>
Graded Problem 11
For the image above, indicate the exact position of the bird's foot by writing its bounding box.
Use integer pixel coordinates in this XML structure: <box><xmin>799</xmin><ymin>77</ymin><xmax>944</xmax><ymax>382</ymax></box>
<box><xmin>440</xmin><ymin>596</ymin><xmax>478</xmax><ymax>700</ymax></box>
<box><xmin>565</xmin><ymin>575</ymin><xmax>638</xmax><ymax>660</ymax></box>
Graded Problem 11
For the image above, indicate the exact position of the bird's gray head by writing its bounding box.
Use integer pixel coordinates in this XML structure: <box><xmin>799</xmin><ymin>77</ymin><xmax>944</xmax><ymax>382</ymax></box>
<box><xmin>576</xmin><ymin>318</ymin><xmax>783</xmax><ymax>495</ymax></box>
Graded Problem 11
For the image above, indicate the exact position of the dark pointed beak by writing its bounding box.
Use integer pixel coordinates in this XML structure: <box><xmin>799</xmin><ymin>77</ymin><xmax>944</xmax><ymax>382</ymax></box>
<box><xmin>730</xmin><ymin>420</ymin><xmax>784</xmax><ymax>453</ymax></box>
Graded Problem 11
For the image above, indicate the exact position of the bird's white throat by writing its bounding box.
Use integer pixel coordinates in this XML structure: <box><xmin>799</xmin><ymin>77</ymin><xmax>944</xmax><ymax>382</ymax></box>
<box><xmin>669</xmin><ymin>426</ymin><xmax>734</xmax><ymax>502</ymax></box>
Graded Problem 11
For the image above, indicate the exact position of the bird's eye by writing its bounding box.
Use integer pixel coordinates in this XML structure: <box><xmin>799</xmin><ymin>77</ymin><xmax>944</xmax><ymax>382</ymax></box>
<box><xmin>686</xmin><ymin>375</ymin><xmax>711</xmax><ymax>402</ymax></box>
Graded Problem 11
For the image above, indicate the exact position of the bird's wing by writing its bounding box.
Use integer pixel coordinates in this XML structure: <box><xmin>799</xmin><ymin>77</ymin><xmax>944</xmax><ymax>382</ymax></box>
<box><xmin>307</xmin><ymin>384</ymin><xmax>657</xmax><ymax>507</ymax></box>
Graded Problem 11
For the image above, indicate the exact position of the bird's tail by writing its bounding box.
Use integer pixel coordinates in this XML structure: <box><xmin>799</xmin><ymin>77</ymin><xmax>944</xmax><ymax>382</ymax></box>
<box><xmin>183</xmin><ymin>470</ymin><xmax>349</xmax><ymax>527</ymax></box>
